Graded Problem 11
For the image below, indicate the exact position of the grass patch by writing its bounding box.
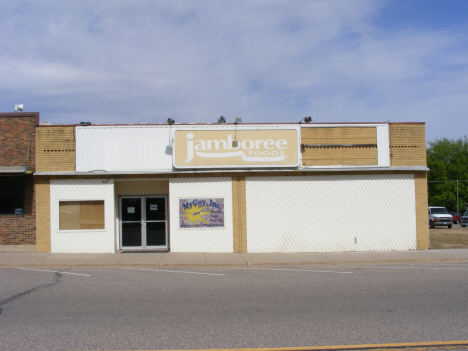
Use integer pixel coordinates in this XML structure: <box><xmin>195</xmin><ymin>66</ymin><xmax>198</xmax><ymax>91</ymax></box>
<box><xmin>429</xmin><ymin>227</ymin><xmax>468</xmax><ymax>249</ymax></box>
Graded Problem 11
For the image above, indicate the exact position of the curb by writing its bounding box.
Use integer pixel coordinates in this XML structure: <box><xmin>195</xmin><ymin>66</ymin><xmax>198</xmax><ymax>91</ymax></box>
<box><xmin>2</xmin><ymin>257</ymin><xmax>468</xmax><ymax>269</ymax></box>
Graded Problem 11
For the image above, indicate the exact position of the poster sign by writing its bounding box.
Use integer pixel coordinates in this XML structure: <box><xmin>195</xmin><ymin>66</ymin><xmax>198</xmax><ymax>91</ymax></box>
<box><xmin>179</xmin><ymin>198</ymin><xmax>224</xmax><ymax>228</ymax></box>
<box><xmin>127</xmin><ymin>207</ymin><xmax>135</xmax><ymax>214</ymax></box>
<box><xmin>173</xmin><ymin>129</ymin><xmax>299</xmax><ymax>168</ymax></box>
<box><xmin>150</xmin><ymin>204</ymin><xmax>158</xmax><ymax>211</ymax></box>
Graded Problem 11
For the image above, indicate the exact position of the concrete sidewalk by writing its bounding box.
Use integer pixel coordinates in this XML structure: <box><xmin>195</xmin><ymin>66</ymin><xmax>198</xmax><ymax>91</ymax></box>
<box><xmin>1</xmin><ymin>249</ymin><xmax>468</xmax><ymax>268</ymax></box>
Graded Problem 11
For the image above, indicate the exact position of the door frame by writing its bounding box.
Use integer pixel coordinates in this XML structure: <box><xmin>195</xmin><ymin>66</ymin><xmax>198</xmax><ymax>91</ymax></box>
<box><xmin>119</xmin><ymin>195</ymin><xmax>169</xmax><ymax>250</ymax></box>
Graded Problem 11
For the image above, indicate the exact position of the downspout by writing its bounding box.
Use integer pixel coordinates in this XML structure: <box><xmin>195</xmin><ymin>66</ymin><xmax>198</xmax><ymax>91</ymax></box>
<box><xmin>26</xmin><ymin>139</ymin><xmax>31</xmax><ymax>166</ymax></box>
<box><xmin>25</xmin><ymin>139</ymin><xmax>33</xmax><ymax>174</ymax></box>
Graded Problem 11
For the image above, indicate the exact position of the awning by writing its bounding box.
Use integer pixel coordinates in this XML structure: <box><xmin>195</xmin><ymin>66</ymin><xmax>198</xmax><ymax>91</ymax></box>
<box><xmin>0</xmin><ymin>166</ymin><xmax>35</xmax><ymax>174</ymax></box>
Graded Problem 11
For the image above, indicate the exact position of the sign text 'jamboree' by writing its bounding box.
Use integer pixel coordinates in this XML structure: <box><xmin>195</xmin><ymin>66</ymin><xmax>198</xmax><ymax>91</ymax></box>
<box><xmin>174</xmin><ymin>129</ymin><xmax>299</xmax><ymax>168</ymax></box>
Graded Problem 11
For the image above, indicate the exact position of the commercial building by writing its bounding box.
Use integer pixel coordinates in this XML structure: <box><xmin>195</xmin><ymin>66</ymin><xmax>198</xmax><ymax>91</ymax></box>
<box><xmin>0</xmin><ymin>112</ymin><xmax>38</xmax><ymax>252</ymax></box>
<box><xmin>32</xmin><ymin>121</ymin><xmax>429</xmax><ymax>254</ymax></box>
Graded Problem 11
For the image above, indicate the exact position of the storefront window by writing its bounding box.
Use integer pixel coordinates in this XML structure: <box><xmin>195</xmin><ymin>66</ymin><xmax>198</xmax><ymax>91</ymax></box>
<box><xmin>59</xmin><ymin>201</ymin><xmax>105</xmax><ymax>230</ymax></box>
<box><xmin>0</xmin><ymin>176</ymin><xmax>25</xmax><ymax>215</ymax></box>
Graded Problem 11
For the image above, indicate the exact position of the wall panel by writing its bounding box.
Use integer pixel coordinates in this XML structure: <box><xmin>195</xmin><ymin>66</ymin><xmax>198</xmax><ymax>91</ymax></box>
<box><xmin>50</xmin><ymin>179</ymin><xmax>115</xmax><ymax>253</ymax></box>
<box><xmin>76</xmin><ymin>126</ymin><xmax>173</xmax><ymax>172</ymax></box>
<box><xmin>169</xmin><ymin>177</ymin><xmax>233</xmax><ymax>252</ymax></box>
<box><xmin>246</xmin><ymin>174</ymin><xmax>416</xmax><ymax>252</ymax></box>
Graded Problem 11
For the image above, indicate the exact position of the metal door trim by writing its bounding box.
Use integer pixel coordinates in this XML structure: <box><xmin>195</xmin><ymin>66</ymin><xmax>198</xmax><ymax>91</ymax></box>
<box><xmin>119</xmin><ymin>195</ymin><xmax>168</xmax><ymax>250</ymax></box>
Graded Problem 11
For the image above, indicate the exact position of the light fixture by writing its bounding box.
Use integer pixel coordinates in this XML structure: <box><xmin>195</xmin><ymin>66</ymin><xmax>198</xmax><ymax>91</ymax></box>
<box><xmin>298</xmin><ymin>116</ymin><xmax>312</xmax><ymax>124</ymax></box>
<box><xmin>167</xmin><ymin>118</ymin><xmax>175</xmax><ymax>125</ymax></box>
<box><xmin>235</xmin><ymin>117</ymin><xmax>242</xmax><ymax>124</ymax></box>
<box><xmin>15</xmin><ymin>104</ymin><xmax>23</xmax><ymax>112</ymax></box>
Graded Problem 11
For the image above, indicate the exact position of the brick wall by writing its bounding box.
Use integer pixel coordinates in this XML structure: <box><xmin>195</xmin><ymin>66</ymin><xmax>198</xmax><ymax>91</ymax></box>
<box><xmin>415</xmin><ymin>171</ymin><xmax>429</xmax><ymax>249</ymax></box>
<box><xmin>0</xmin><ymin>113</ymin><xmax>38</xmax><ymax>247</ymax></box>
<box><xmin>390</xmin><ymin>123</ymin><xmax>426</xmax><ymax>167</ymax></box>
<box><xmin>232</xmin><ymin>176</ymin><xmax>247</xmax><ymax>253</ymax></box>
<box><xmin>0</xmin><ymin>175</ymin><xmax>36</xmax><ymax>245</ymax></box>
<box><xmin>0</xmin><ymin>113</ymin><xmax>37</xmax><ymax>168</ymax></box>
<box><xmin>301</xmin><ymin>127</ymin><xmax>378</xmax><ymax>166</ymax></box>
<box><xmin>300</xmin><ymin>123</ymin><xmax>427</xmax><ymax>168</ymax></box>
<box><xmin>35</xmin><ymin>178</ymin><xmax>51</xmax><ymax>253</ymax></box>
<box><xmin>36</xmin><ymin>126</ymin><xmax>76</xmax><ymax>172</ymax></box>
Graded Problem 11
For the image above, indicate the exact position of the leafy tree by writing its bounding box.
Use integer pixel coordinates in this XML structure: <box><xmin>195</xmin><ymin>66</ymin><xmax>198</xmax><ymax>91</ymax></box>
<box><xmin>427</xmin><ymin>136</ymin><xmax>468</xmax><ymax>212</ymax></box>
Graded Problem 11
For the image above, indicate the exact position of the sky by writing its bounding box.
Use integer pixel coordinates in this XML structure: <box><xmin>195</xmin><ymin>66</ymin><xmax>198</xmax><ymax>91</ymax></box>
<box><xmin>1</xmin><ymin>0</ymin><xmax>468</xmax><ymax>143</ymax></box>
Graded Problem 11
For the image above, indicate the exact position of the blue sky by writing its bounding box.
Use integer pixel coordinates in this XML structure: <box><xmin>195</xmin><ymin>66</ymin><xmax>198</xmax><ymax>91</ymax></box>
<box><xmin>1</xmin><ymin>0</ymin><xmax>468</xmax><ymax>143</ymax></box>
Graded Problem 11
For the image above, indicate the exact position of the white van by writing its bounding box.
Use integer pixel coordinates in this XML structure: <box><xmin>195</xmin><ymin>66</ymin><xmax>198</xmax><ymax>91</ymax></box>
<box><xmin>428</xmin><ymin>206</ymin><xmax>453</xmax><ymax>229</ymax></box>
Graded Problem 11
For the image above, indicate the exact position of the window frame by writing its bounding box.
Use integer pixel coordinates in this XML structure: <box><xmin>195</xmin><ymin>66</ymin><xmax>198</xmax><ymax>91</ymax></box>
<box><xmin>58</xmin><ymin>199</ymin><xmax>106</xmax><ymax>231</ymax></box>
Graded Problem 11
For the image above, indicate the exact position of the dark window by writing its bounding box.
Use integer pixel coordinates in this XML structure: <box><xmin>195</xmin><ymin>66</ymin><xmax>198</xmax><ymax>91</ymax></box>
<box><xmin>0</xmin><ymin>176</ymin><xmax>25</xmax><ymax>215</ymax></box>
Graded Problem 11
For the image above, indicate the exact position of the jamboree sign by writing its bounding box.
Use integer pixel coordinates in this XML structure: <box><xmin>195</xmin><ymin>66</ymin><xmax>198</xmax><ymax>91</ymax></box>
<box><xmin>179</xmin><ymin>198</ymin><xmax>224</xmax><ymax>228</ymax></box>
<box><xmin>173</xmin><ymin>129</ymin><xmax>299</xmax><ymax>168</ymax></box>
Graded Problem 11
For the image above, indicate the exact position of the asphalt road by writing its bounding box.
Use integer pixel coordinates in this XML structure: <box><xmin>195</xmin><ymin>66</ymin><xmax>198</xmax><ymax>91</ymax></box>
<box><xmin>1</xmin><ymin>263</ymin><xmax>468</xmax><ymax>351</ymax></box>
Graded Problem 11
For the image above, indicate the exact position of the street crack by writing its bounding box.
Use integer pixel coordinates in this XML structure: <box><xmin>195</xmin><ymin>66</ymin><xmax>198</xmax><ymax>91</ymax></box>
<box><xmin>0</xmin><ymin>272</ymin><xmax>62</xmax><ymax>310</ymax></box>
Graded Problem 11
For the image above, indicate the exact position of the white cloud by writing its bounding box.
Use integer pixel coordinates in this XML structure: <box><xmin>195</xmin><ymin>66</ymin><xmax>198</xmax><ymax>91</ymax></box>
<box><xmin>1</xmin><ymin>0</ymin><xmax>467</xmax><ymax>142</ymax></box>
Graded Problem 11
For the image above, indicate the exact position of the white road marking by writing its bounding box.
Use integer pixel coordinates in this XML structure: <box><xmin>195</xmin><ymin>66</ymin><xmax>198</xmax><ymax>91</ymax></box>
<box><xmin>378</xmin><ymin>266</ymin><xmax>468</xmax><ymax>271</ymax></box>
<box><xmin>122</xmin><ymin>268</ymin><xmax>225</xmax><ymax>276</ymax></box>
<box><xmin>18</xmin><ymin>268</ymin><xmax>91</xmax><ymax>276</ymax></box>
<box><xmin>228</xmin><ymin>267</ymin><xmax>353</xmax><ymax>274</ymax></box>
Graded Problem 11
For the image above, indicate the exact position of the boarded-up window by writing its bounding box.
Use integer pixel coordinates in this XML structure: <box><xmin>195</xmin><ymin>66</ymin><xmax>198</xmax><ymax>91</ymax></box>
<box><xmin>59</xmin><ymin>201</ymin><xmax>105</xmax><ymax>230</ymax></box>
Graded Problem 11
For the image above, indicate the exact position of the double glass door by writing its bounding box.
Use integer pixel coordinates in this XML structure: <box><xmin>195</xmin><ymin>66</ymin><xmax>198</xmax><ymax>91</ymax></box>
<box><xmin>120</xmin><ymin>196</ymin><xmax>168</xmax><ymax>250</ymax></box>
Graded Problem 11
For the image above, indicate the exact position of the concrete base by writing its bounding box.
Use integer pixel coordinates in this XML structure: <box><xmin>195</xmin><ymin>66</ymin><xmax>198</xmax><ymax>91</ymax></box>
<box><xmin>0</xmin><ymin>245</ymin><xmax>37</xmax><ymax>253</ymax></box>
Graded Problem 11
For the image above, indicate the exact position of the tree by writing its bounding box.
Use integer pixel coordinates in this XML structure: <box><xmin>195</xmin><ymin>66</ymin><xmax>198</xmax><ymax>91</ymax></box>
<box><xmin>427</xmin><ymin>136</ymin><xmax>468</xmax><ymax>212</ymax></box>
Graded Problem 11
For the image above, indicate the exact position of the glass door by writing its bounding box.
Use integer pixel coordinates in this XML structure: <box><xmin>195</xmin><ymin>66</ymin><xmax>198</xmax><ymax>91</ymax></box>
<box><xmin>145</xmin><ymin>197</ymin><xmax>167</xmax><ymax>247</ymax></box>
<box><xmin>120</xmin><ymin>196</ymin><xmax>168</xmax><ymax>250</ymax></box>
<box><xmin>121</xmin><ymin>197</ymin><xmax>142</xmax><ymax>247</ymax></box>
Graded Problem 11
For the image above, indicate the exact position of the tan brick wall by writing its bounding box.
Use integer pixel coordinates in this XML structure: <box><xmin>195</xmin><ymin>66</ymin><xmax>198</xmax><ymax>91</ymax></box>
<box><xmin>303</xmin><ymin>147</ymin><xmax>377</xmax><ymax>166</ymax></box>
<box><xmin>301</xmin><ymin>127</ymin><xmax>378</xmax><ymax>166</ymax></box>
<box><xmin>302</xmin><ymin>127</ymin><xmax>377</xmax><ymax>144</ymax></box>
<box><xmin>36</xmin><ymin>126</ymin><xmax>76</xmax><ymax>172</ymax></box>
<box><xmin>389</xmin><ymin>123</ymin><xmax>426</xmax><ymax>167</ymax></box>
<box><xmin>36</xmin><ymin>178</ymin><xmax>51</xmax><ymax>253</ymax></box>
<box><xmin>415</xmin><ymin>171</ymin><xmax>429</xmax><ymax>249</ymax></box>
<box><xmin>232</xmin><ymin>176</ymin><xmax>247</xmax><ymax>253</ymax></box>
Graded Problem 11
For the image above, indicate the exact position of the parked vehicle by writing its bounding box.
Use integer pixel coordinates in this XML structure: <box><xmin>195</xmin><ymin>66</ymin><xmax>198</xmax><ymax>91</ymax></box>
<box><xmin>460</xmin><ymin>210</ymin><xmax>468</xmax><ymax>227</ymax></box>
<box><xmin>428</xmin><ymin>206</ymin><xmax>453</xmax><ymax>229</ymax></box>
<box><xmin>450</xmin><ymin>212</ymin><xmax>461</xmax><ymax>224</ymax></box>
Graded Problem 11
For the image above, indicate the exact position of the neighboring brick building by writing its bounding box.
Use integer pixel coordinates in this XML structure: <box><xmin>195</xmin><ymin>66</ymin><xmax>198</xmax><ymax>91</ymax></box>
<box><xmin>0</xmin><ymin>112</ymin><xmax>39</xmax><ymax>252</ymax></box>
